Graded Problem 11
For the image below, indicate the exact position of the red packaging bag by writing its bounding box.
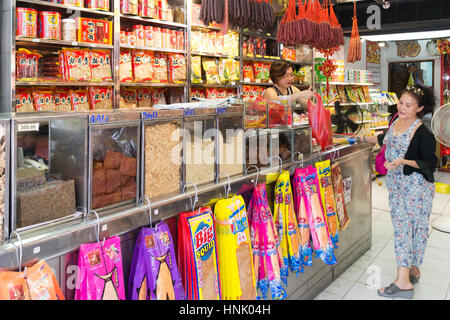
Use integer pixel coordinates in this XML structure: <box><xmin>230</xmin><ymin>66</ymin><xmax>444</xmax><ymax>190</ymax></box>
<box><xmin>15</xmin><ymin>89</ymin><xmax>35</xmax><ymax>112</ymax></box>
<box><xmin>89</xmin><ymin>87</ymin><xmax>113</xmax><ymax>110</ymax></box>
<box><xmin>64</xmin><ymin>48</ymin><xmax>92</xmax><ymax>81</ymax></box>
<box><xmin>152</xmin><ymin>52</ymin><xmax>168</xmax><ymax>83</ymax></box>
<box><xmin>26</xmin><ymin>260</ymin><xmax>65</xmax><ymax>300</ymax></box>
<box><xmin>54</xmin><ymin>90</ymin><xmax>72</xmax><ymax>112</ymax></box>
<box><xmin>90</xmin><ymin>49</ymin><xmax>112</xmax><ymax>82</ymax></box>
<box><xmin>308</xmin><ymin>93</ymin><xmax>333</xmax><ymax>150</ymax></box>
<box><xmin>119</xmin><ymin>50</ymin><xmax>133</xmax><ymax>83</ymax></box>
<box><xmin>0</xmin><ymin>271</ymin><xmax>31</xmax><ymax>300</ymax></box>
<box><xmin>33</xmin><ymin>90</ymin><xmax>55</xmax><ymax>111</ymax></box>
<box><xmin>132</xmin><ymin>50</ymin><xmax>153</xmax><ymax>82</ymax></box>
<box><xmin>71</xmin><ymin>89</ymin><xmax>90</xmax><ymax>111</ymax></box>
<box><xmin>168</xmin><ymin>53</ymin><xmax>186</xmax><ymax>83</ymax></box>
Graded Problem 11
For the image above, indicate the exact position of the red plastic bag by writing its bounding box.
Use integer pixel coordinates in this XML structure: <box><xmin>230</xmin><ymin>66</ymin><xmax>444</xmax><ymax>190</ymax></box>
<box><xmin>308</xmin><ymin>93</ymin><xmax>333</xmax><ymax>149</ymax></box>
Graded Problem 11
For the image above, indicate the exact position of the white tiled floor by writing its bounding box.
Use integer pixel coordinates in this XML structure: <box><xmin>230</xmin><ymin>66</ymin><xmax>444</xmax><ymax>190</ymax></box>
<box><xmin>315</xmin><ymin>172</ymin><xmax>450</xmax><ymax>300</ymax></box>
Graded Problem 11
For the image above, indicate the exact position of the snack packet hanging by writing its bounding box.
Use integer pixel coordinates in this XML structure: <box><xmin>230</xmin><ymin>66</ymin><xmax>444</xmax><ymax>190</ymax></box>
<box><xmin>331</xmin><ymin>161</ymin><xmax>350</xmax><ymax>230</ymax></box>
<box><xmin>128</xmin><ymin>231</ymin><xmax>149</xmax><ymax>300</ymax></box>
<box><xmin>26</xmin><ymin>260</ymin><xmax>65</xmax><ymax>300</ymax></box>
<box><xmin>214</xmin><ymin>195</ymin><xmax>256</xmax><ymax>300</ymax></box>
<box><xmin>187</xmin><ymin>208</ymin><xmax>221</xmax><ymax>300</ymax></box>
<box><xmin>75</xmin><ymin>235</ymin><xmax>125</xmax><ymax>300</ymax></box>
<box><xmin>297</xmin><ymin>166</ymin><xmax>336</xmax><ymax>265</ymax></box>
<box><xmin>0</xmin><ymin>271</ymin><xmax>31</xmax><ymax>300</ymax></box>
<box><xmin>316</xmin><ymin>160</ymin><xmax>339</xmax><ymax>248</ymax></box>
<box><xmin>293</xmin><ymin>168</ymin><xmax>313</xmax><ymax>270</ymax></box>
<box><xmin>249</xmin><ymin>183</ymin><xmax>287</xmax><ymax>300</ymax></box>
<box><xmin>274</xmin><ymin>171</ymin><xmax>301</xmax><ymax>279</ymax></box>
<box><xmin>191</xmin><ymin>56</ymin><xmax>203</xmax><ymax>84</ymax></box>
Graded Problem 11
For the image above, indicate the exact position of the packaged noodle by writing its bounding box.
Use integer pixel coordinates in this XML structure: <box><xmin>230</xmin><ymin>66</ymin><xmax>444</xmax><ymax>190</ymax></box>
<box><xmin>132</xmin><ymin>50</ymin><xmax>153</xmax><ymax>82</ymax></box>
<box><xmin>128</xmin><ymin>222</ymin><xmax>186</xmax><ymax>300</ymax></box>
<box><xmin>330</xmin><ymin>161</ymin><xmax>350</xmax><ymax>230</ymax></box>
<box><xmin>274</xmin><ymin>171</ymin><xmax>301</xmax><ymax>280</ymax></box>
<box><xmin>315</xmin><ymin>160</ymin><xmax>339</xmax><ymax>248</ymax></box>
<box><xmin>71</xmin><ymin>89</ymin><xmax>90</xmax><ymax>111</ymax></box>
<box><xmin>191</xmin><ymin>56</ymin><xmax>202</xmax><ymax>84</ymax></box>
<box><xmin>296</xmin><ymin>166</ymin><xmax>336</xmax><ymax>265</ymax></box>
<box><xmin>168</xmin><ymin>53</ymin><xmax>186</xmax><ymax>83</ymax></box>
<box><xmin>33</xmin><ymin>90</ymin><xmax>55</xmax><ymax>111</ymax></box>
<box><xmin>249</xmin><ymin>183</ymin><xmax>287</xmax><ymax>300</ymax></box>
<box><xmin>202</xmin><ymin>58</ymin><xmax>220</xmax><ymax>84</ymax></box>
<box><xmin>152</xmin><ymin>52</ymin><xmax>168</xmax><ymax>83</ymax></box>
<box><xmin>90</xmin><ymin>49</ymin><xmax>112</xmax><ymax>82</ymax></box>
<box><xmin>293</xmin><ymin>168</ymin><xmax>313</xmax><ymax>270</ymax></box>
<box><xmin>15</xmin><ymin>89</ymin><xmax>35</xmax><ymax>112</ymax></box>
<box><xmin>120</xmin><ymin>50</ymin><xmax>133</xmax><ymax>82</ymax></box>
<box><xmin>243</xmin><ymin>62</ymin><xmax>255</xmax><ymax>83</ymax></box>
<box><xmin>75</xmin><ymin>235</ymin><xmax>125</xmax><ymax>300</ymax></box>
<box><xmin>214</xmin><ymin>195</ymin><xmax>256</xmax><ymax>300</ymax></box>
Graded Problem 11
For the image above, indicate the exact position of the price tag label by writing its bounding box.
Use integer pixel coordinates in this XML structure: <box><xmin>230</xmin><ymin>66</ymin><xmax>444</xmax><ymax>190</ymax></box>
<box><xmin>72</xmin><ymin>42</ymin><xmax>78</xmax><ymax>46</ymax></box>
<box><xmin>91</xmin><ymin>43</ymin><xmax>97</xmax><ymax>47</ymax></box>
<box><xmin>18</xmin><ymin>123</ymin><xmax>39</xmax><ymax>132</ymax></box>
<box><xmin>32</xmin><ymin>38</ymin><xmax>40</xmax><ymax>42</ymax></box>
<box><xmin>102</xmin><ymin>224</ymin><xmax>108</xmax><ymax>232</ymax></box>
<box><xmin>33</xmin><ymin>246</ymin><xmax>40</xmax><ymax>255</ymax></box>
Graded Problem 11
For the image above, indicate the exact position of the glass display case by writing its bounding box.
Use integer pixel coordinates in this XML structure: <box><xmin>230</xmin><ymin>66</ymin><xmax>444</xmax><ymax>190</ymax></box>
<box><xmin>216</xmin><ymin>104</ymin><xmax>245</xmax><ymax>178</ymax></box>
<box><xmin>183</xmin><ymin>107</ymin><xmax>216</xmax><ymax>187</ymax></box>
<box><xmin>88</xmin><ymin>111</ymin><xmax>140</xmax><ymax>215</ymax></box>
<box><xmin>292</xmin><ymin>125</ymin><xmax>312</xmax><ymax>160</ymax></box>
<box><xmin>0</xmin><ymin>116</ymin><xmax>10</xmax><ymax>242</ymax></box>
<box><xmin>272</xmin><ymin>128</ymin><xmax>293</xmax><ymax>164</ymax></box>
<box><xmin>268</xmin><ymin>99</ymin><xmax>292</xmax><ymax>128</ymax></box>
<box><xmin>11</xmin><ymin>112</ymin><xmax>88</xmax><ymax>232</ymax></box>
<box><xmin>244</xmin><ymin>100</ymin><xmax>267</xmax><ymax>129</ymax></box>
<box><xmin>245</xmin><ymin>128</ymin><xmax>271</xmax><ymax>171</ymax></box>
<box><xmin>141</xmin><ymin>108</ymin><xmax>183</xmax><ymax>201</ymax></box>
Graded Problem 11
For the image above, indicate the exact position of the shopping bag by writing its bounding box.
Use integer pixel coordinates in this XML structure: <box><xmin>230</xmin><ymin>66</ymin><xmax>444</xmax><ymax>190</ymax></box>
<box><xmin>296</xmin><ymin>166</ymin><xmax>336</xmax><ymax>265</ymax></box>
<box><xmin>249</xmin><ymin>183</ymin><xmax>287</xmax><ymax>300</ymax></box>
<box><xmin>214</xmin><ymin>195</ymin><xmax>256</xmax><ymax>300</ymax></box>
<box><xmin>292</xmin><ymin>168</ymin><xmax>313</xmax><ymax>271</ymax></box>
<box><xmin>374</xmin><ymin>113</ymin><xmax>398</xmax><ymax>175</ymax></box>
<box><xmin>308</xmin><ymin>93</ymin><xmax>333</xmax><ymax>150</ymax></box>
<box><xmin>316</xmin><ymin>160</ymin><xmax>339</xmax><ymax>248</ymax></box>
<box><xmin>75</xmin><ymin>235</ymin><xmax>125</xmax><ymax>300</ymax></box>
<box><xmin>273</xmin><ymin>171</ymin><xmax>301</xmax><ymax>279</ymax></box>
<box><xmin>330</xmin><ymin>161</ymin><xmax>351</xmax><ymax>230</ymax></box>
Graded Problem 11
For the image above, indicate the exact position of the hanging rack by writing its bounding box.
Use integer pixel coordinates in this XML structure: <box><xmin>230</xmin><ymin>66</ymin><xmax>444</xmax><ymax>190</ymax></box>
<box><xmin>9</xmin><ymin>231</ymin><xmax>23</xmax><ymax>273</ymax></box>
<box><xmin>142</xmin><ymin>194</ymin><xmax>153</xmax><ymax>228</ymax></box>
<box><xmin>271</xmin><ymin>155</ymin><xmax>283</xmax><ymax>174</ymax></box>
<box><xmin>292</xmin><ymin>152</ymin><xmax>304</xmax><ymax>167</ymax></box>
<box><xmin>87</xmin><ymin>210</ymin><xmax>105</xmax><ymax>246</ymax></box>
<box><xmin>245</xmin><ymin>165</ymin><xmax>260</xmax><ymax>187</ymax></box>
<box><xmin>215</xmin><ymin>172</ymin><xmax>232</xmax><ymax>199</ymax></box>
<box><xmin>182</xmin><ymin>182</ymin><xmax>199</xmax><ymax>212</ymax></box>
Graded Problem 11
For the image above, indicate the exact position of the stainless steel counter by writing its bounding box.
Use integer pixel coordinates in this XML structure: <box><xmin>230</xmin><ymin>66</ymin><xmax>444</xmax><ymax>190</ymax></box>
<box><xmin>0</xmin><ymin>142</ymin><xmax>373</xmax><ymax>300</ymax></box>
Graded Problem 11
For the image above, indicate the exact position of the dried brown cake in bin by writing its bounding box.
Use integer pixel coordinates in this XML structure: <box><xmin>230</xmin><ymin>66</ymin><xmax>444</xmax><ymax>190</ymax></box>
<box><xmin>92</xmin><ymin>167</ymin><xmax>106</xmax><ymax>196</ymax></box>
<box><xmin>119</xmin><ymin>156</ymin><xmax>136</xmax><ymax>176</ymax></box>
<box><xmin>105</xmin><ymin>168</ymin><xmax>122</xmax><ymax>194</ymax></box>
<box><xmin>104</xmin><ymin>150</ymin><xmax>123</xmax><ymax>169</ymax></box>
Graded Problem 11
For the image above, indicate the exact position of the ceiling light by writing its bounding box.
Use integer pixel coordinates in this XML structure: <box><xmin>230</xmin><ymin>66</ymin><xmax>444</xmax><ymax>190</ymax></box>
<box><xmin>361</xmin><ymin>30</ymin><xmax>450</xmax><ymax>42</ymax></box>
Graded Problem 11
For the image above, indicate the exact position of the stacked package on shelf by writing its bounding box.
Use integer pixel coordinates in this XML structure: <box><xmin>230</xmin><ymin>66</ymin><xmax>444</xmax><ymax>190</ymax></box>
<box><xmin>330</xmin><ymin>60</ymin><xmax>345</xmax><ymax>83</ymax></box>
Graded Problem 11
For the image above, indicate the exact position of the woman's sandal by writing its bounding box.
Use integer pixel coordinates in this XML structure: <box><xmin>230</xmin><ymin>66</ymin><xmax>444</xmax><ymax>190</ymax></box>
<box><xmin>410</xmin><ymin>274</ymin><xmax>420</xmax><ymax>284</ymax></box>
<box><xmin>377</xmin><ymin>283</ymin><xmax>414</xmax><ymax>299</ymax></box>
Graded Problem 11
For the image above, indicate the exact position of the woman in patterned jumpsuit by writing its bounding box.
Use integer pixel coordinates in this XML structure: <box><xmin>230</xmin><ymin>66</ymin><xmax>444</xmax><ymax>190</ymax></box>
<box><xmin>359</xmin><ymin>85</ymin><xmax>437</xmax><ymax>299</ymax></box>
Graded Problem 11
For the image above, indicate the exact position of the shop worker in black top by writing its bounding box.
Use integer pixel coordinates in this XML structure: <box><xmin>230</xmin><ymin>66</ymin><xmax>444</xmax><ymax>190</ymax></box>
<box><xmin>358</xmin><ymin>85</ymin><xmax>438</xmax><ymax>300</ymax></box>
<box><xmin>263</xmin><ymin>61</ymin><xmax>314</xmax><ymax>107</ymax></box>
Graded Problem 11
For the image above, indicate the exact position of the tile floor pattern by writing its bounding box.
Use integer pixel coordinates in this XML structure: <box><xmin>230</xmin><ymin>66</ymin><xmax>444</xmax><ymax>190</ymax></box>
<box><xmin>314</xmin><ymin>172</ymin><xmax>450</xmax><ymax>300</ymax></box>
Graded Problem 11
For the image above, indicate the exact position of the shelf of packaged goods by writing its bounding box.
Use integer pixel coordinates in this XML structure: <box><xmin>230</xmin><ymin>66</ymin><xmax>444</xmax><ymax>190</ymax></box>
<box><xmin>120</xmin><ymin>44</ymin><xmax>186</xmax><ymax>54</ymax></box>
<box><xmin>16</xmin><ymin>0</ymin><xmax>115</xmax><ymax>16</ymax></box>
<box><xmin>317</xmin><ymin>81</ymin><xmax>375</xmax><ymax>86</ymax></box>
<box><xmin>16</xmin><ymin>36</ymin><xmax>114</xmax><ymax>49</ymax></box>
<box><xmin>241</xmin><ymin>31</ymin><xmax>277</xmax><ymax>40</ymax></box>
<box><xmin>242</xmin><ymin>82</ymin><xmax>272</xmax><ymax>86</ymax></box>
<box><xmin>191</xmin><ymin>51</ymin><xmax>239</xmax><ymax>59</ymax></box>
<box><xmin>191</xmin><ymin>24</ymin><xmax>221</xmax><ymax>31</ymax></box>
<box><xmin>242</xmin><ymin>55</ymin><xmax>282</xmax><ymax>63</ymax></box>
<box><xmin>119</xmin><ymin>82</ymin><xmax>186</xmax><ymax>87</ymax></box>
<box><xmin>16</xmin><ymin>81</ymin><xmax>114</xmax><ymax>87</ymax></box>
<box><xmin>119</xmin><ymin>14</ymin><xmax>187</xmax><ymax>29</ymax></box>
<box><xmin>190</xmin><ymin>83</ymin><xmax>240</xmax><ymax>88</ymax></box>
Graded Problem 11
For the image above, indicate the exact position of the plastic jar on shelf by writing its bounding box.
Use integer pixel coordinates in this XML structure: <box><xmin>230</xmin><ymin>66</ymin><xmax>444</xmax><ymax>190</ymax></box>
<box><xmin>62</xmin><ymin>18</ymin><xmax>77</xmax><ymax>42</ymax></box>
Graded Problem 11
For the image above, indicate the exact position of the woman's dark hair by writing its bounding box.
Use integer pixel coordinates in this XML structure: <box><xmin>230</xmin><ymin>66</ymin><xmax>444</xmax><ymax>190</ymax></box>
<box><xmin>400</xmin><ymin>85</ymin><xmax>436</xmax><ymax>118</ymax></box>
<box><xmin>270</xmin><ymin>61</ymin><xmax>293</xmax><ymax>84</ymax></box>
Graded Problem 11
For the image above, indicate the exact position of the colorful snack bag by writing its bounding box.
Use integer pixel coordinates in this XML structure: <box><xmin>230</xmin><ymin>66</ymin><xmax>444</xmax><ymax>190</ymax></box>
<box><xmin>128</xmin><ymin>231</ymin><xmax>148</xmax><ymax>300</ymax></box>
<box><xmin>15</xmin><ymin>89</ymin><xmax>35</xmax><ymax>112</ymax></box>
<box><xmin>120</xmin><ymin>50</ymin><xmax>133</xmax><ymax>82</ymax></box>
<box><xmin>26</xmin><ymin>260</ymin><xmax>65</xmax><ymax>300</ymax></box>
<box><xmin>120</xmin><ymin>87</ymin><xmax>137</xmax><ymax>109</ymax></box>
<box><xmin>89</xmin><ymin>87</ymin><xmax>113</xmax><ymax>110</ymax></box>
<box><xmin>253</xmin><ymin>62</ymin><xmax>265</xmax><ymax>82</ymax></box>
<box><xmin>249</xmin><ymin>183</ymin><xmax>287</xmax><ymax>300</ymax></box>
<box><xmin>214</xmin><ymin>195</ymin><xmax>257</xmax><ymax>300</ymax></box>
<box><xmin>297</xmin><ymin>166</ymin><xmax>336</xmax><ymax>265</ymax></box>
<box><xmin>190</xmin><ymin>88</ymin><xmax>205</xmax><ymax>99</ymax></box>
<box><xmin>33</xmin><ymin>90</ymin><xmax>55</xmax><ymax>111</ymax></box>
<box><xmin>54</xmin><ymin>90</ymin><xmax>72</xmax><ymax>112</ymax></box>
<box><xmin>218</xmin><ymin>58</ymin><xmax>228</xmax><ymax>84</ymax></box>
<box><xmin>274</xmin><ymin>171</ymin><xmax>301</xmax><ymax>280</ymax></box>
<box><xmin>137</xmin><ymin>88</ymin><xmax>152</xmax><ymax>108</ymax></box>
<box><xmin>202</xmin><ymin>58</ymin><xmax>220</xmax><ymax>84</ymax></box>
<box><xmin>243</xmin><ymin>62</ymin><xmax>255</xmax><ymax>83</ymax></box>
<box><xmin>292</xmin><ymin>168</ymin><xmax>313</xmax><ymax>270</ymax></box>
<box><xmin>152</xmin><ymin>52</ymin><xmax>168</xmax><ymax>83</ymax></box>
<box><xmin>191</xmin><ymin>56</ymin><xmax>203</xmax><ymax>84</ymax></box>
<box><xmin>331</xmin><ymin>161</ymin><xmax>350</xmax><ymax>230</ymax></box>
<box><xmin>205</xmin><ymin>88</ymin><xmax>218</xmax><ymax>99</ymax></box>
<box><xmin>187</xmin><ymin>208</ymin><xmax>221</xmax><ymax>300</ymax></box>
<box><xmin>75</xmin><ymin>235</ymin><xmax>125</xmax><ymax>300</ymax></box>
<box><xmin>168</xmin><ymin>53</ymin><xmax>186</xmax><ymax>83</ymax></box>
<box><xmin>90</xmin><ymin>49</ymin><xmax>112</xmax><ymax>82</ymax></box>
<box><xmin>16</xmin><ymin>48</ymin><xmax>41</xmax><ymax>81</ymax></box>
<box><xmin>63</xmin><ymin>48</ymin><xmax>92</xmax><ymax>81</ymax></box>
<box><xmin>71</xmin><ymin>89</ymin><xmax>90</xmax><ymax>111</ymax></box>
<box><xmin>151</xmin><ymin>88</ymin><xmax>166</xmax><ymax>105</ymax></box>
<box><xmin>316</xmin><ymin>160</ymin><xmax>339</xmax><ymax>248</ymax></box>
<box><xmin>132</xmin><ymin>50</ymin><xmax>153</xmax><ymax>82</ymax></box>
<box><xmin>0</xmin><ymin>271</ymin><xmax>31</xmax><ymax>300</ymax></box>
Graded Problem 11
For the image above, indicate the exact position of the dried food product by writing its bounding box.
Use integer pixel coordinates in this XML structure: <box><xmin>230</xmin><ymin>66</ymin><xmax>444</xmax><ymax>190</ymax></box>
<box><xmin>136</xmin><ymin>88</ymin><xmax>151</xmax><ymax>108</ymax></box>
<box><xmin>243</xmin><ymin>62</ymin><xmax>254</xmax><ymax>83</ymax></box>
<box><xmin>71</xmin><ymin>89</ymin><xmax>90</xmax><ymax>111</ymax></box>
<box><xmin>122</xmin><ymin>0</ymin><xmax>139</xmax><ymax>15</ymax></box>
<box><xmin>76</xmin><ymin>17</ymin><xmax>113</xmax><ymax>45</ymax></box>
<box><xmin>144</xmin><ymin>122</ymin><xmax>182</xmax><ymax>199</ymax></box>
<box><xmin>16</xmin><ymin>180</ymin><xmax>76</xmax><ymax>228</ymax></box>
<box><xmin>185</xmin><ymin>135</ymin><xmax>215</xmax><ymax>186</ymax></box>
<box><xmin>132</xmin><ymin>50</ymin><xmax>153</xmax><ymax>82</ymax></box>
<box><xmin>90</xmin><ymin>50</ymin><xmax>112</xmax><ymax>82</ymax></box>
<box><xmin>218</xmin><ymin>128</ymin><xmax>244</xmax><ymax>177</ymax></box>
<box><xmin>89</xmin><ymin>87</ymin><xmax>113</xmax><ymax>110</ymax></box>
<box><xmin>202</xmin><ymin>58</ymin><xmax>220</xmax><ymax>84</ymax></box>
<box><xmin>38</xmin><ymin>11</ymin><xmax>61</xmax><ymax>40</ymax></box>
<box><xmin>168</xmin><ymin>54</ymin><xmax>186</xmax><ymax>83</ymax></box>
<box><xmin>16</xmin><ymin>7</ymin><xmax>38</xmax><ymax>38</ymax></box>
<box><xmin>62</xmin><ymin>48</ymin><xmax>92</xmax><ymax>81</ymax></box>
<box><xmin>152</xmin><ymin>52</ymin><xmax>168</xmax><ymax>83</ymax></box>
<box><xmin>16</xmin><ymin>48</ymin><xmax>41</xmax><ymax>81</ymax></box>
<box><xmin>191</xmin><ymin>56</ymin><xmax>203</xmax><ymax>84</ymax></box>
<box><xmin>54</xmin><ymin>90</ymin><xmax>72</xmax><ymax>112</ymax></box>
<box><xmin>104</xmin><ymin>150</ymin><xmax>123</xmax><ymax>169</ymax></box>
<box><xmin>15</xmin><ymin>89</ymin><xmax>35</xmax><ymax>112</ymax></box>
<box><xmin>120</xmin><ymin>50</ymin><xmax>133</xmax><ymax>83</ymax></box>
<box><xmin>151</xmin><ymin>88</ymin><xmax>166</xmax><ymax>105</ymax></box>
<box><xmin>32</xmin><ymin>90</ymin><xmax>55</xmax><ymax>112</ymax></box>
<box><xmin>120</xmin><ymin>88</ymin><xmax>138</xmax><ymax>109</ymax></box>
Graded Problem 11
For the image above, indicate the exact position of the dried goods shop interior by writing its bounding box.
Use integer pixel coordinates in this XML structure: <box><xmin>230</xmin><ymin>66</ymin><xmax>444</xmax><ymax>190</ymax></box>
<box><xmin>0</xmin><ymin>0</ymin><xmax>448</xmax><ymax>301</ymax></box>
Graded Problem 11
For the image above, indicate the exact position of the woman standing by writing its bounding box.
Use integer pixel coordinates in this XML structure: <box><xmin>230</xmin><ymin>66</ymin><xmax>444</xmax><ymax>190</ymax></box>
<box><xmin>263</xmin><ymin>61</ymin><xmax>314</xmax><ymax>106</ymax></box>
<box><xmin>358</xmin><ymin>85</ymin><xmax>438</xmax><ymax>299</ymax></box>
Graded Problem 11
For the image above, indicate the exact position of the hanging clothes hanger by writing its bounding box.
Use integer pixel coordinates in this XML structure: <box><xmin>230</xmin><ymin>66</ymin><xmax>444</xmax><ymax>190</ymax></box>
<box><xmin>245</xmin><ymin>165</ymin><xmax>260</xmax><ymax>187</ymax></box>
<box><xmin>216</xmin><ymin>172</ymin><xmax>232</xmax><ymax>199</ymax></box>
<box><xmin>87</xmin><ymin>210</ymin><xmax>105</xmax><ymax>246</ymax></box>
